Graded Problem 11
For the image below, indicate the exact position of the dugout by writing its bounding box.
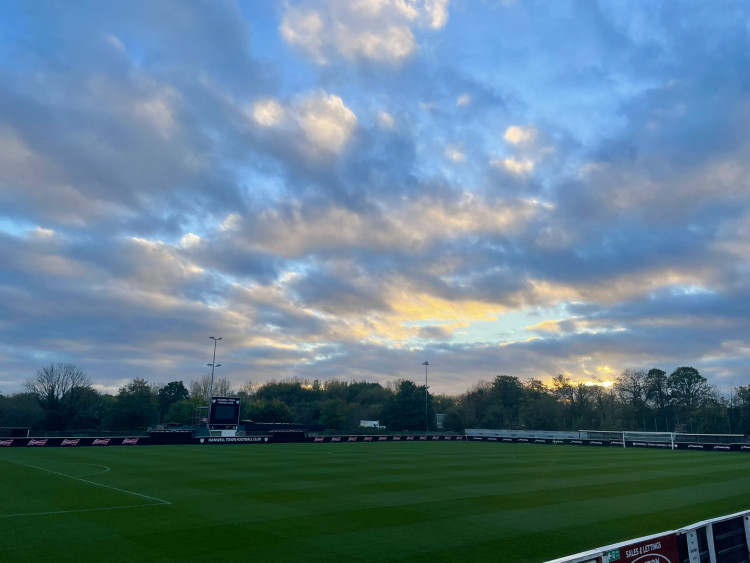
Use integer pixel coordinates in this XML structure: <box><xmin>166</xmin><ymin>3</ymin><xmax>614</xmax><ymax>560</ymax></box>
<box><xmin>270</xmin><ymin>430</ymin><xmax>308</xmax><ymax>443</ymax></box>
<box><xmin>149</xmin><ymin>429</ymin><xmax>195</xmax><ymax>445</ymax></box>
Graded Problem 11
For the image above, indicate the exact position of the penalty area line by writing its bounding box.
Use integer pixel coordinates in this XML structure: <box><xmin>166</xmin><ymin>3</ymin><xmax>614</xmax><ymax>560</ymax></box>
<box><xmin>0</xmin><ymin>503</ymin><xmax>168</xmax><ymax>519</ymax></box>
<box><xmin>0</xmin><ymin>458</ymin><xmax>171</xmax><ymax>506</ymax></box>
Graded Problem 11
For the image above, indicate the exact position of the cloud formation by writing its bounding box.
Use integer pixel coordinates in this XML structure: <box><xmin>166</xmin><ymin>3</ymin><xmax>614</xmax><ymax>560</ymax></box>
<box><xmin>280</xmin><ymin>0</ymin><xmax>449</xmax><ymax>65</ymax></box>
<box><xmin>1</xmin><ymin>0</ymin><xmax>749</xmax><ymax>397</ymax></box>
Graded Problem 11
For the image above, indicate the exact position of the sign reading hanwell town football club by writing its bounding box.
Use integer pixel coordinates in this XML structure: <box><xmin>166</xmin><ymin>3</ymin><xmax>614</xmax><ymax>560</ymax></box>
<box><xmin>605</xmin><ymin>533</ymin><xmax>680</xmax><ymax>563</ymax></box>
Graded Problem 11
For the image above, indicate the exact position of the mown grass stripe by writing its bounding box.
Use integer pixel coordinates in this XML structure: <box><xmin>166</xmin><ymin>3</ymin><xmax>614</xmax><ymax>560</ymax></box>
<box><xmin>2</xmin><ymin>443</ymin><xmax>749</xmax><ymax>562</ymax></box>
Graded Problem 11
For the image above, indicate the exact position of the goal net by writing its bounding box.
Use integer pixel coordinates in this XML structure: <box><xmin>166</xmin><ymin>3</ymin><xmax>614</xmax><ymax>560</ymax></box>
<box><xmin>582</xmin><ymin>430</ymin><xmax>675</xmax><ymax>448</ymax></box>
<box><xmin>582</xmin><ymin>430</ymin><xmax>749</xmax><ymax>449</ymax></box>
<box><xmin>623</xmin><ymin>431</ymin><xmax>675</xmax><ymax>449</ymax></box>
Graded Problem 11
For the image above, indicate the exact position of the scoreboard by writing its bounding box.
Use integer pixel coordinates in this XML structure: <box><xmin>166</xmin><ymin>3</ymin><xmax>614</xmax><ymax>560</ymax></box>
<box><xmin>209</xmin><ymin>396</ymin><xmax>241</xmax><ymax>427</ymax></box>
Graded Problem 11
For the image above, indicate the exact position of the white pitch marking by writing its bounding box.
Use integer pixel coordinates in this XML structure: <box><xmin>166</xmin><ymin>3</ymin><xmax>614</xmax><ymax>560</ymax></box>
<box><xmin>0</xmin><ymin>503</ymin><xmax>166</xmax><ymax>519</ymax></box>
<box><xmin>75</xmin><ymin>464</ymin><xmax>111</xmax><ymax>477</ymax></box>
<box><xmin>0</xmin><ymin>458</ymin><xmax>171</xmax><ymax>505</ymax></box>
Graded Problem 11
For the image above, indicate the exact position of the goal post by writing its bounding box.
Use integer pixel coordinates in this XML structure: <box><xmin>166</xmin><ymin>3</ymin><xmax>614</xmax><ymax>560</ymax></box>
<box><xmin>581</xmin><ymin>430</ymin><xmax>675</xmax><ymax>449</ymax></box>
<box><xmin>581</xmin><ymin>430</ymin><xmax>749</xmax><ymax>450</ymax></box>
<box><xmin>623</xmin><ymin>431</ymin><xmax>675</xmax><ymax>450</ymax></box>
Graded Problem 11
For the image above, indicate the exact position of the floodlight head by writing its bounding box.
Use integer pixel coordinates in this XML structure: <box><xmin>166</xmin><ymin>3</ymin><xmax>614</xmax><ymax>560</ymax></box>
<box><xmin>422</xmin><ymin>361</ymin><xmax>429</xmax><ymax>366</ymax></box>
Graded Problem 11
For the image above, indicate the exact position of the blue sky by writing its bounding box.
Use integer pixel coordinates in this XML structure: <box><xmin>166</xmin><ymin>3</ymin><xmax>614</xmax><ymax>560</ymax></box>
<box><xmin>1</xmin><ymin>0</ymin><xmax>749</xmax><ymax>395</ymax></box>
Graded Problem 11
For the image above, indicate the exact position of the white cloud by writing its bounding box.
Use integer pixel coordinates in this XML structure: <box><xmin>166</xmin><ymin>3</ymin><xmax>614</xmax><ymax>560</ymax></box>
<box><xmin>296</xmin><ymin>91</ymin><xmax>358</xmax><ymax>155</ymax></box>
<box><xmin>105</xmin><ymin>34</ymin><xmax>126</xmax><ymax>53</ymax></box>
<box><xmin>252</xmin><ymin>98</ymin><xmax>285</xmax><ymax>127</ymax></box>
<box><xmin>238</xmin><ymin>193</ymin><xmax>539</xmax><ymax>257</ymax></box>
<box><xmin>221</xmin><ymin>214</ymin><xmax>242</xmax><ymax>232</ymax></box>
<box><xmin>280</xmin><ymin>0</ymin><xmax>449</xmax><ymax>65</ymax></box>
<box><xmin>279</xmin><ymin>9</ymin><xmax>327</xmax><ymax>64</ymax></box>
<box><xmin>249</xmin><ymin>91</ymin><xmax>358</xmax><ymax>157</ymax></box>
<box><xmin>491</xmin><ymin>156</ymin><xmax>535</xmax><ymax>175</ymax></box>
<box><xmin>336</xmin><ymin>24</ymin><xmax>415</xmax><ymax>63</ymax></box>
<box><xmin>504</xmin><ymin>125</ymin><xmax>538</xmax><ymax>146</ymax></box>
<box><xmin>180</xmin><ymin>233</ymin><xmax>201</xmax><ymax>248</ymax></box>
<box><xmin>377</xmin><ymin>110</ymin><xmax>396</xmax><ymax>129</ymax></box>
<box><xmin>456</xmin><ymin>93</ymin><xmax>471</xmax><ymax>107</ymax></box>
<box><xmin>31</xmin><ymin>227</ymin><xmax>55</xmax><ymax>240</ymax></box>
<box><xmin>422</xmin><ymin>0</ymin><xmax>449</xmax><ymax>28</ymax></box>
<box><xmin>87</xmin><ymin>76</ymin><xmax>181</xmax><ymax>140</ymax></box>
<box><xmin>444</xmin><ymin>146</ymin><xmax>465</xmax><ymax>162</ymax></box>
<box><xmin>134</xmin><ymin>97</ymin><xmax>177</xmax><ymax>139</ymax></box>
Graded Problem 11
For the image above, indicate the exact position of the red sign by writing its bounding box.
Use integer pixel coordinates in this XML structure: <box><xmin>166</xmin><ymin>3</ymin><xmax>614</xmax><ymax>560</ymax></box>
<box><xmin>608</xmin><ymin>533</ymin><xmax>680</xmax><ymax>563</ymax></box>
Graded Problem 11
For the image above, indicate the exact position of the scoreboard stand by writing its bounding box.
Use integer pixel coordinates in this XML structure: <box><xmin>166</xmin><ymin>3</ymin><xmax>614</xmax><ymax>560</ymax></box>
<box><xmin>208</xmin><ymin>396</ymin><xmax>241</xmax><ymax>437</ymax></box>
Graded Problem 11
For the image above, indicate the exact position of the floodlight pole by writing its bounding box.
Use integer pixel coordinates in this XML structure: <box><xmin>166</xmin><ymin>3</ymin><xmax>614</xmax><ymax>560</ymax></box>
<box><xmin>422</xmin><ymin>361</ymin><xmax>429</xmax><ymax>433</ymax></box>
<box><xmin>208</xmin><ymin>336</ymin><xmax>222</xmax><ymax>407</ymax></box>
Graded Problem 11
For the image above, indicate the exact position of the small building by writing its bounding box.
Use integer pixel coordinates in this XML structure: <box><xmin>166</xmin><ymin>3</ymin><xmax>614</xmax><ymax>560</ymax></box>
<box><xmin>359</xmin><ymin>420</ymin><xmax>385</xmax><ymax>429</ymax></box>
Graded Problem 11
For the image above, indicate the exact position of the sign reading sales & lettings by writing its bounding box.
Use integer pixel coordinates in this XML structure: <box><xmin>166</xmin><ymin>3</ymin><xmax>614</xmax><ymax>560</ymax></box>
<box><xmin>605</xmin><ymin>533</ymin><xmax>680</xmax><ymax>563</ymax></box>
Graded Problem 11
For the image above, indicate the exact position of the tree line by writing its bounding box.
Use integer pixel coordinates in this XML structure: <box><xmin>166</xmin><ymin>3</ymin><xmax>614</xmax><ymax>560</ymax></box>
<box><xmin>1</xmin><ymin>362</ymin><xmax>749</xmax><ymax>435</ymax></box>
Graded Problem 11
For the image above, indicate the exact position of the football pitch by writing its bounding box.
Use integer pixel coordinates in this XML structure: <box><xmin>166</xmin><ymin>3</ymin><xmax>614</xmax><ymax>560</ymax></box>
<box><xmin>2</xmin><ymin>442</ymin><xmax>750</xmax><ymax>562</ymax></box>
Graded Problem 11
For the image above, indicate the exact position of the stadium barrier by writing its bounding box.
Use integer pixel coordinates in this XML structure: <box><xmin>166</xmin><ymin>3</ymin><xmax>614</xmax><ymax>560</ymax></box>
<box><xmin>0</xmin><ymin>436</ymin><xmax>147</xmax><ymax>447</ymax></box>
<box><xmin>466</xmin><ymin>429</ymin><xmax>750</xmax><ymax>453</ymax></box>
<box><xmin>545</xmin><ymin>509</ymin><xmax>750</xmax><ymax>563</ymax></box>
<box><xmin>308</xmin><ymin>434</ymin><xmax>466</xmax><ymax>443</ymax></box>
<box><xmin>4</xmin><ymin>428</ymin><xmax>746</xmax><ymax>451</ymax></box>
<box><xmin>0</xmin><ymin>433</ymin><xmax>467</xmax><ymax>447</ymax></box>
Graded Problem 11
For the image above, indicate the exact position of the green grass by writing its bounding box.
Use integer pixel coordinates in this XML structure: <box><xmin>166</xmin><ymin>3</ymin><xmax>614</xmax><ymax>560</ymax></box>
<box><xmin>2</xmin><ymin>443</ymin><xmax>750</xmax><ymax>562</ymax></box>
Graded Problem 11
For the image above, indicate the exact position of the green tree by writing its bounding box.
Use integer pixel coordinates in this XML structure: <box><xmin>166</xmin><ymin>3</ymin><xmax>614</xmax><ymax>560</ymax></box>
<box><xmin>68</xmin><ymin>386</ymin><xmax>104</xmax><ymax>430</ymax></box>
<box><xmin>381</xmin><ymin>380</ymin><xmax>433</xmax><ymax>431</ymax></box>
<box><xmin>442</xmin><ymin>405</ymin><xmax>466</xmax><ymax>432</ymax></box>
<box><xmin>460</xmin><ymin>380</ymin><xmax>492</xmax><ymax>428</ymax></box>
<box><xmin>319</xmin><ymin>399</ymin><xmax>347</xmax><ymax>429</ymax></box>
<box><xmin>489</xmin><ymin>375</ymin><xmax>524</xmax><ymax>428</ymax></box>
<box><xmin>165</xmin><ymin>400</ymin><xmax>194</xmax><ymax>425</ymax></box>
<box><xmin>668</xmin><ymin>367</ymin><xmax>711</xmax><ymax>415</ymax></box>
<box><xmin>734</xmin><ymin>386</ymin><xmax>750</xmax><ymax>434</ymax></box>
<box><xmin>644</xmin><ymin>368</ymin><xmax>670</xmax><ymax>411</ymax></box>
<box><xmin>109</xmin><ymin>378</ymin><xmax>159</xmax><ymax>430</ymax></box>
<box><xmin>0</xmin><ymin>392</ymin><xmax>44</xmax><ymax>430</ymax></box>
<box><xmin>158</xmin><ymin>381</ymin><xmax>190</xmax><ymax>420</ymax></box>
<box><xmin>247</xmin><ymin>399</ymin><xmax>294</xmax><ymax>423</ymax></box>
<box><xmin>519</xmin><ymin>378</ymin><xmax>562</xmax><ymax>430</ymax></box>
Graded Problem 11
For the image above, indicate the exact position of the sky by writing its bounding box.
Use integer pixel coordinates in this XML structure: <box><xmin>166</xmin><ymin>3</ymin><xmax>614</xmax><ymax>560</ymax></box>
<box><xmin>1</xmin><ymin>0</ymin><xmax>750</xmax><ymax>397</ymax></box>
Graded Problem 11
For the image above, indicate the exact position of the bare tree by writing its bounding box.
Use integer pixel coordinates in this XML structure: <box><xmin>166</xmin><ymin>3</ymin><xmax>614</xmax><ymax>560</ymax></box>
<box><xmin>189</xmin><ymin>374</ymin><xmax>211</xmax><ymax>403</ymax></box>
<box><xmin>238</xmin><ymin>380</ymin><xmax>255</xmax><ymax>397</ymax></box>
<box><xmin>615</xmin><ymin>369</ymin><xmax>648</xmax><ymax>415</ymax></box>
<box><xmin>25</xmin><ymin>363</ymin><xmax>93</xmax><ymax>430</ymax></box>
<box><xmin>25</xmin><ymin>363</ymin><xmax>91</xmax><ymax>403</ymax></box>
<box><xmin>189</xmin><ymin>373</ymin><xmax>234</xmax><ymax>402</ymax></box>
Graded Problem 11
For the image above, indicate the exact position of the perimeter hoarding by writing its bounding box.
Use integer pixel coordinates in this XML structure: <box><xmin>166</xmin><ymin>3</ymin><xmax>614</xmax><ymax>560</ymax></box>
<box><xmin>605</xmin><ymin>533</ymin><xmax>680</xmax><ymax>563</ymax></box>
